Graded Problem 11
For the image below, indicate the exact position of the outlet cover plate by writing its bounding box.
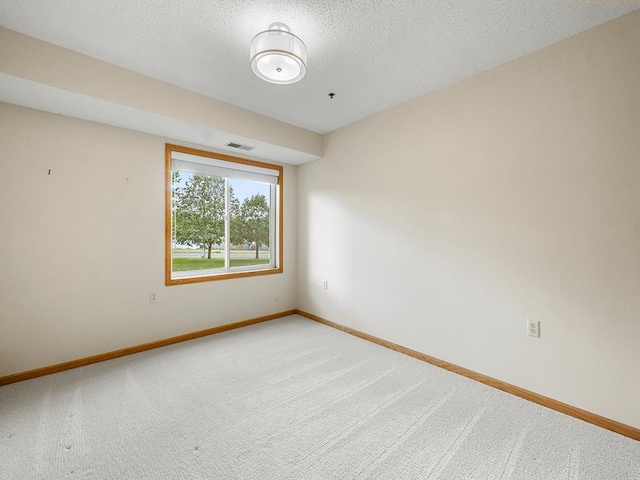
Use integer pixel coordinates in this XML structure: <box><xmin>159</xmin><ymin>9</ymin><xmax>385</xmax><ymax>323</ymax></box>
<box><xmin>527</xmin><ymin>319</ymin><xmax>540</xmax><ymax>337</ymax></box>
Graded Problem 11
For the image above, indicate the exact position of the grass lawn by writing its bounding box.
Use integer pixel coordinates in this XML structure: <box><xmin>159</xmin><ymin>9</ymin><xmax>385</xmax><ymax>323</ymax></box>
<box><xmin>172</xmin><ymin>257</ymin><xmax>270</xmax><ymax>271</ymax></box>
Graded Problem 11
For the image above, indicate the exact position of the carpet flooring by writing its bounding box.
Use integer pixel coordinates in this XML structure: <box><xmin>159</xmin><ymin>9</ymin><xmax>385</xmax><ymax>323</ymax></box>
<box><xmin>1</xmin><ymin>314</ymin><xmax>639</xmax><ymax>479</ymax></box>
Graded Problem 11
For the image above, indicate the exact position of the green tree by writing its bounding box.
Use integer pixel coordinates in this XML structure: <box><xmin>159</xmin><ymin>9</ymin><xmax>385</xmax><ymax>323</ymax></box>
<box><xmin>173</xmin><ymin>174</ymin><xmax>226</xmax><ymax>259</ymax></box>
<box><xmin>232</xmin><ymin>193</ymin><xmax>270</xmax><ymax>259</ymax></box>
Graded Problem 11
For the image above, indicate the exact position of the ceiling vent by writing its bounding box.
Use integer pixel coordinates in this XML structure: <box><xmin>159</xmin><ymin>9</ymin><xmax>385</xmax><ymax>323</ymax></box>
<box><xmin>226</xmin><ymin>142</ymin><xmax>255</xmax><ymax>151</ymax></box>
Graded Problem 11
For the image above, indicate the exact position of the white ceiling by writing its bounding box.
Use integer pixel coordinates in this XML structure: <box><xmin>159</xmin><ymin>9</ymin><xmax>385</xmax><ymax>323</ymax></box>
<box><xmin>0</xmin><ymin>1</ymin><xmax>637</xmax><ymax>136</ymax></box>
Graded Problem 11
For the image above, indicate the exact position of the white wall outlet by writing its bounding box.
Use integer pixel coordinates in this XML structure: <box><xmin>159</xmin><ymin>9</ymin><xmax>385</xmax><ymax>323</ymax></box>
<box><xmin>527</xmin><ymin>319</ymin><xmax>539</xmax><ymax>337</ymax></box>
<box><xmin>150</xmin><ymin>292</ymin><xmax>158</xmax><ymax>304</ymax></box>
<box><xmin>322</xmin><ymin>280</ymin><xmax>328</xmax><ymax>290</ymax></box>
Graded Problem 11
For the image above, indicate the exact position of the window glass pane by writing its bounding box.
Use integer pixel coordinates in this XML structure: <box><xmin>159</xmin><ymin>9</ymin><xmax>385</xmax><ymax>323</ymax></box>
<box><xmin>229</xmin><ymin>178</ymin><xmax>272</xmax><ymax>268</ymax></box>
<box><xmin>171</xmin><ymin>170</ymin><xmax>227</xmax><ymax>278</ymax></box>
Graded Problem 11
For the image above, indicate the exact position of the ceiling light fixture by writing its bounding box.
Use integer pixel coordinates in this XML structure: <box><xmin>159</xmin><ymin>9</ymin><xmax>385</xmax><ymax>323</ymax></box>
<box><xmin>250</xmin><ymin>22</ymin><xmax>307</xmax><ymax>84</ymax></box>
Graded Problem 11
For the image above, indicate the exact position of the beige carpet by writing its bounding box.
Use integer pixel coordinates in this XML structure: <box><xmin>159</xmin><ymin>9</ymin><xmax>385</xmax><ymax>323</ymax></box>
<box><xmin>1</xmin><ymin>314</ymin><xmax>639</xmax><ymax>479</ymax></box>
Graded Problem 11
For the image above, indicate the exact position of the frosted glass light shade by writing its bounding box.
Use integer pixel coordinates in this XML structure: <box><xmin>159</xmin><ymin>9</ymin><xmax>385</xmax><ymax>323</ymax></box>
<box><xmin>250</xmin><ymin>23</ymin><xmax>307</xmax><ymax>84</ymax></box>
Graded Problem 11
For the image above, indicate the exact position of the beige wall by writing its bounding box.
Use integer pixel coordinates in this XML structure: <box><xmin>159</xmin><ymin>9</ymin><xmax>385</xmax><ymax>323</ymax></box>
<box><xmin>298</xmin><ymin>12</ymin><xmax>640</xmax><ymax>428</ymax></box>
<box><xmin>0</xmin><ymin>103</ymin><xmax>298</xmax><ymax>376</ymax></box>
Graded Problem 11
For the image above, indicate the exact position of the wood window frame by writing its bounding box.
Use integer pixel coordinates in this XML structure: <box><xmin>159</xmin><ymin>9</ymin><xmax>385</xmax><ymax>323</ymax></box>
<box><xmin>165</xmin><ymin>143</ymin><xmax>283</xmax><ymax>286</ymax></box>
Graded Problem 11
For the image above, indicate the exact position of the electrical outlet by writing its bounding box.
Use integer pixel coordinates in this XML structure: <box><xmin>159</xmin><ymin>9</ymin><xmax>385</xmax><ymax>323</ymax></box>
<box><xmin>150</xmin><ymin>292</ymin><xmax>158</xmax><ymax>304</ymax></box>
<box><xmin>527</xmin><ymin>319</ymin><xmax>539</xmax><ymax>338</ymax></box>
<box><xmin>322</xmin><ymin>280</ymin><xmax>328</xmax><ymax>290</ymax></box>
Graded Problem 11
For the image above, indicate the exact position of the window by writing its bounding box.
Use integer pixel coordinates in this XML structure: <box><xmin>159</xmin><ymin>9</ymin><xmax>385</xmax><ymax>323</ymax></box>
<box><xmin>165</xmin><ymin>144</ymin><xmax>283</xmax><ymax>285</ymax></box>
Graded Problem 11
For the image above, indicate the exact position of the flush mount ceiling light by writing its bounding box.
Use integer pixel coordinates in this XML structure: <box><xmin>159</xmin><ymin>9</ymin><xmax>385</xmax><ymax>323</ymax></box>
<box><xmin>250</xmin><ymin>22</ymin><xmax>307</xmax><ymax>84</ymax></box>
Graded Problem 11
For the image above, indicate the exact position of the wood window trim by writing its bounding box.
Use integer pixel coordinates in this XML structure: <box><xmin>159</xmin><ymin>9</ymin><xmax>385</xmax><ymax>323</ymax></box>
<box><xmin>165</xmin><ymin>143</ymin><xmax>283</xmax><ymax>286</ymax></box>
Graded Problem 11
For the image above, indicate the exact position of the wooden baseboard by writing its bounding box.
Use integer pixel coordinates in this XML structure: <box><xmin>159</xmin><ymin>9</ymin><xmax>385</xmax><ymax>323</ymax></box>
<box><xmin>295</xmin><ymin>309</ymin><xmax>640</xmax><ymax>442</ymax></box>
<box><xmin>0</xmin><ymin>310</ymin><xmax>296</xmax><ymax>387</ymax></box>
<box><xmin>4</xmin><ymin>308</ymin><xmax>638</xmax><ymax>442</ymax></box>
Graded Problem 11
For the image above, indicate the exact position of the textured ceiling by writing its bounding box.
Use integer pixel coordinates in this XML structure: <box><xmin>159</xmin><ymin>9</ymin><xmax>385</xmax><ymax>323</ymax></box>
<box><xmin>0</xmin><ymin>1</ymin><xmax>637</xmax><ymax>135</ymax></box>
